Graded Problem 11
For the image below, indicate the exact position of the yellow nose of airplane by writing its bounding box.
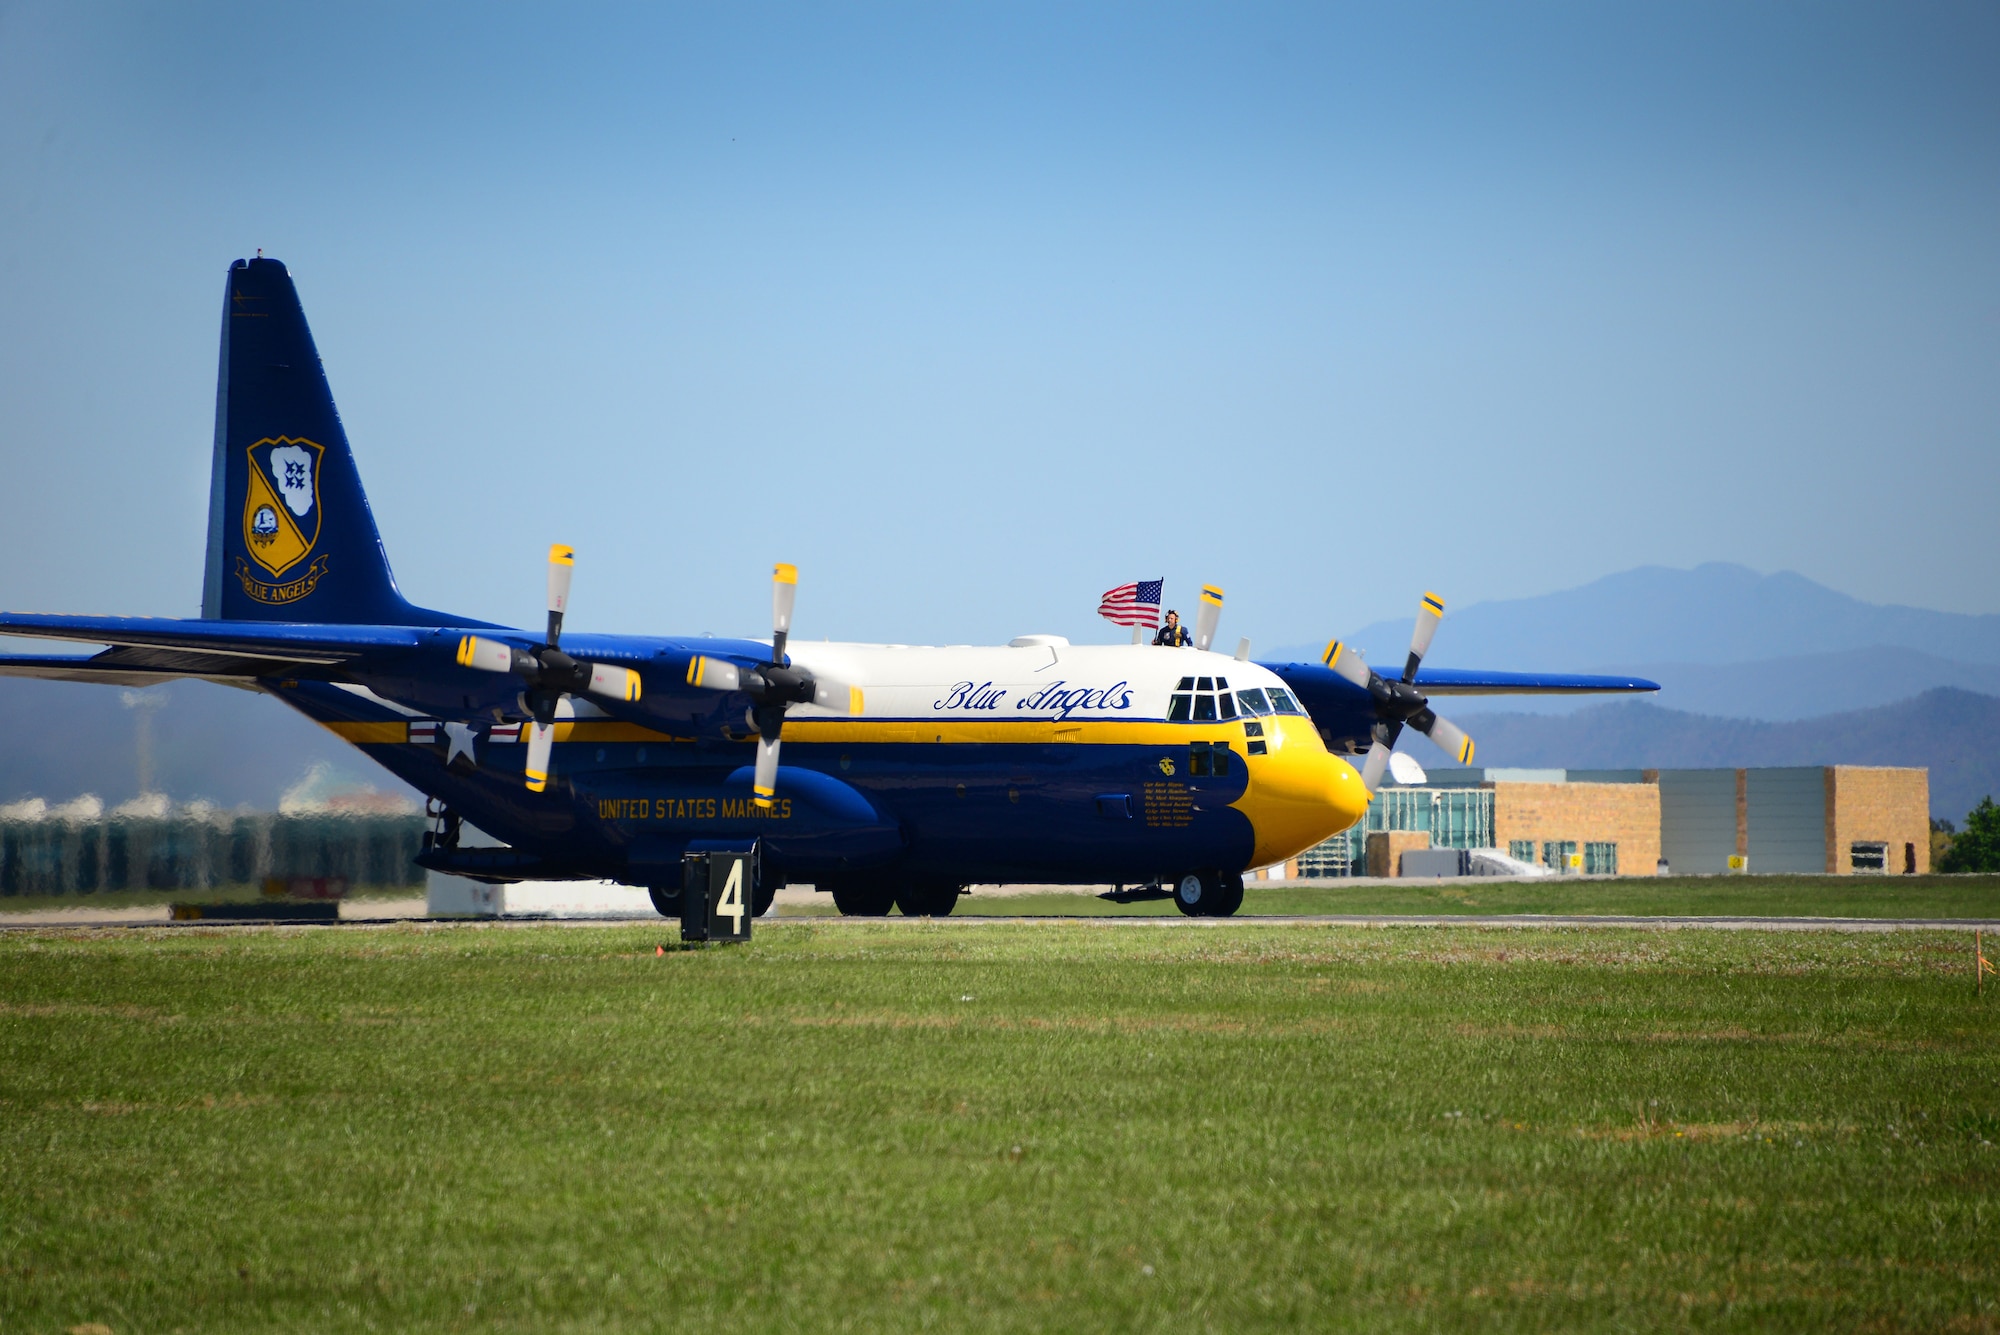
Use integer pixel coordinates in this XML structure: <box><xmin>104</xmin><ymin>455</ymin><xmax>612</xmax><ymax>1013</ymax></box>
<box><xmin>1234</xmin><ymin>715</ymin><xmax>1373</xmax><ymax>868</ymax></box>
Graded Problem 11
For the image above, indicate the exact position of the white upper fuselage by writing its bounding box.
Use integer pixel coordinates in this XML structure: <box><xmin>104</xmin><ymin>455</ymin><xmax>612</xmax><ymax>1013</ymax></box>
<box><xmin>781</xmin><ymin>636</ymin><xmax>1303</xmax><ymax>724</ymax></box>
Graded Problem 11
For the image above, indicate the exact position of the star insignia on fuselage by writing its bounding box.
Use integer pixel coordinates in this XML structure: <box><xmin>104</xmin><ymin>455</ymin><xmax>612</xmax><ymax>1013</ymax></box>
<box><xmin>443</xmin><ymin>722</ymin><xmax>479</xmax><ymax>767</ymax></box>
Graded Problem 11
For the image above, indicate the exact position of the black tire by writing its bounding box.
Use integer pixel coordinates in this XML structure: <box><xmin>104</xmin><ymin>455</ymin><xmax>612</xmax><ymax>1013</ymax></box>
<box><xmin>894</xmin><ymin>882</ymin><xmax>960</xmax><ymax>917</ymax></box>
<box><xmin>1208</xmin><ymin>873</ymin><xmax>1245</xmax><ymax>918</ymax></box>
<box><xmin>1173</xmin><ymin>871</ymin><xmax>1216</xmax><ymax>917</ymax></box>
<box><xmin>830</xmin><ymin>880</ymin><xmax>896</xmax><ymax>917</ymax></box>
<box><xmin>753</xmin><ymin>879</ymin><xmax>778</xmax><ymax>918</ymax></box>
<box><xmin>647</xmin><ymin>886</ymin><xmax>681</xmax><ymax>918</ymax></box>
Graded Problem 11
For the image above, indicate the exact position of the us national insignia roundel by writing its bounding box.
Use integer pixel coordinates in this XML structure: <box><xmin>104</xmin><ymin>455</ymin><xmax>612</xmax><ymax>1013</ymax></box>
<box><xmin>242</xmin><ymin>437</ymin><xmax>325</xmax><ymax>577</ymax></box>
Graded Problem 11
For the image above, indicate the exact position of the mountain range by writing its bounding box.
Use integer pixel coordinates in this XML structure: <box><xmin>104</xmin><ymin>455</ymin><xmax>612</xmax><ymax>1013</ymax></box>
<box><xmin>1414</xmin><ymin>688</ymin><xmax>1999</xmax><ymax>823</ymax></box>
<box><xmin>1272</xmin><ymin>563</ymin><xmax>2000</xmax><ymax>721</ymax></box>
<box><xmin>1281</xmin><ymin>563</ymin><xmax>2000</xmax><ymax>669</ymax></box>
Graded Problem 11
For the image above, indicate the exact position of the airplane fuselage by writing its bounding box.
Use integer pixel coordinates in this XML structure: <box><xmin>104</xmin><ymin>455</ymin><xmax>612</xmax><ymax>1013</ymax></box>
<box><xmin>291</xmin><ymin>635</ymin><xmax>1372</xmax><ymax>894</ymax></box>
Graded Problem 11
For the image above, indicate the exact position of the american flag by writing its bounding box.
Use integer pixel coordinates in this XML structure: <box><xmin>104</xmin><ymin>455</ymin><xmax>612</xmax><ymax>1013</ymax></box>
<box><xmin>1098</xmin><ymin>579</ymin><xmax>1164</xmax><ymax>628</ymax></box>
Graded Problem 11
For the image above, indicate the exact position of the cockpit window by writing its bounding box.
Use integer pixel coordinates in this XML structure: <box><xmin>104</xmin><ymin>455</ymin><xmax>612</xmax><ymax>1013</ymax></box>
<box><xmin>1192</xmin><ymin>693</ymin><xmax>1218</xmax><ymax>721</ymax></box>
<box><xmin>1267</xmin><ymin>687</ymin><xmax>1303</xmax><ymax>715</ymax></box>
<box><xmin>1175</xmin><ymin>677</ymin><xmax>1194</xmax><ymax>691</ymax></box>
<box><xmin>1217</xmin><ymin>692</ymin><xmax>1238</xmax><ymax>720</ymax></box>
<box><xmin>1167</xmin><ymin>693</ymin><xmax>1192</xmax><ymax>721</ymax></box>
<box><xmin>1234</xmin><ymin>687</ymin><xmax>1270</xmax><ymax>715</ymax></box>
<box><xmin>1195</xmin><ymin>677</ymin><xmax>1214</xmax><ymax>692</ymax></box>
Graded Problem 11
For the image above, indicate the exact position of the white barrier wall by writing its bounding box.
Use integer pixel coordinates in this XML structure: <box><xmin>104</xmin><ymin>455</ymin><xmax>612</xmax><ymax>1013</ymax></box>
<box><xmin>426</xmin><ymin>870</ymin><xmax>659</xmax><ymax>919</ymax></box>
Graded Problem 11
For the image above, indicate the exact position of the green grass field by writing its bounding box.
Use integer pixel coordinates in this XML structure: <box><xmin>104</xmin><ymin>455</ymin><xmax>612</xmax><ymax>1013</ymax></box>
<box><xmin>918</xmin><ymin>874</ymin><xmax>2000</xmax><ymax>921</ymax></box>
<box><xmin>4</xmin><ymin>922</ymin><xmax>1997</xmax><ymax>1332</ymax></box>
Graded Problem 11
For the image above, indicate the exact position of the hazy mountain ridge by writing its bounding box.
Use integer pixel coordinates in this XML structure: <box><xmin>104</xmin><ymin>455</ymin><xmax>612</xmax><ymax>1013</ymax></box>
<box><xmin>1441</xmin><ymin>646</ymin><xmax>2000</xmax><ymax>720</ymax></box>
<box><xmin>1265</xmin><ymin>564</ymin><xmax>2000</xmax><ymax>723</ymax></box>
<box><xmin>1273</xmin><ymin>563</ymin><xmax>2000</xmax><ymax>673</ymax></box>
<box><xmin>1422</xmin><ymin>687</ymin><xmax>2000</xmax><ymax>822</ymax></box>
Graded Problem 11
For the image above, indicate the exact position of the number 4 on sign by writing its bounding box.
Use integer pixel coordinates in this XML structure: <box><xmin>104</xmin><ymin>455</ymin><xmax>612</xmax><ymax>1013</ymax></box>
<box><xmin>717</xmin><ymin>860</ymin><xmax>745</xmax><ymax>933</ymax></box>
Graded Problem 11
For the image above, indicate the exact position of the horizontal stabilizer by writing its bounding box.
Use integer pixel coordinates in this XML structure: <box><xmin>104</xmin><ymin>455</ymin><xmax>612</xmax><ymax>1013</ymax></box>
<box><xmin>0</xmin><ymin>611</ymin><xmax>439</xmax><ymax>664</ymax></box>
<box><xmin>0</xmin><ymin>654</ymin><xmax>254</xmax><ymax>687</ymax></box>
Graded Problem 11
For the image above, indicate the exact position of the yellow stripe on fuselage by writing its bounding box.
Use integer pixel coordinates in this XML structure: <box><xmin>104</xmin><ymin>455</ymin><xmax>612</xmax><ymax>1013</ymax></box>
<box><xmin>782</xmin><ymin>717</ymin><xmax>1257</xmax><ymax>747</ymax></box>
<box><xmin>320</xmin><ymin>720</ymin><xmax>690</xmax><ymax>745</ymax></box>
<box><xmin>319</xmin><ymin>721</ymin><xmax>406</xmax><ymax>745</ymax></box>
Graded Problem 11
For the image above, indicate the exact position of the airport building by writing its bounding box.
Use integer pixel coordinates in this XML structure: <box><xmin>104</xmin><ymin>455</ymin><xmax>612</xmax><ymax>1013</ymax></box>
<box><xmin>1282</xmin><ymin>766</ymin><xmax>1931</xmax><ymax>878</ymax></box>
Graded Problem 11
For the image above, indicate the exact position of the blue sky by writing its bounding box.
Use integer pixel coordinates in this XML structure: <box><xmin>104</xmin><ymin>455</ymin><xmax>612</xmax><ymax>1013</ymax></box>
<box><xmin>2</xmin><ymin>2</ymin><xmax>1995</xmax><ymax>652</ymax></box>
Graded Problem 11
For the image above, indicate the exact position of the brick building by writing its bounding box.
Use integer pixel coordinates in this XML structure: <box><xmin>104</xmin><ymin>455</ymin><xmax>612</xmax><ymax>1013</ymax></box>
<box><xmin>1289</xmin><ymin>765</ymin><xmax>1930</xmax><ymax>878</ymax></box>
<box><xmin>1490</xmin><ymin>778</ymin><xmax>1660</xmax><ymax>877</ymax></box>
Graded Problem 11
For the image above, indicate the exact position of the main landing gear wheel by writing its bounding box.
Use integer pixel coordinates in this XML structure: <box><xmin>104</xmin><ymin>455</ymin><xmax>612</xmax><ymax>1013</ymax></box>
<box><xmin>830</xmin><ymin>880</ymin><xmax>896</xmax><ymax>917</ymax></box>
<box><xmin>1173</xmin><ymin>870</ymin><xmax>1244</xmax><ymax>918</ymax></box>
<box><xmin>648</xmin><ymin>887</ymin><xmax>681</xmax><ymax>918</ymax></box>
<box><xmin>894</xmin><ymin>882</ymin><xmax>961</xmax><ymax>917</ymax></box>
<box><xmin>753</xmin><ymin>880</ymin><xmax>777</xmax><ymax>918</ymax></box>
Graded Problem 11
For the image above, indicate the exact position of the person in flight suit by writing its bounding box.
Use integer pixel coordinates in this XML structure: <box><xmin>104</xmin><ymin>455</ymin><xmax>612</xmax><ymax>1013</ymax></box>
<box><xmin>1153</xmin><ymin>610</ymin><xmax>1192</xmax><ymax>647</ymax></box>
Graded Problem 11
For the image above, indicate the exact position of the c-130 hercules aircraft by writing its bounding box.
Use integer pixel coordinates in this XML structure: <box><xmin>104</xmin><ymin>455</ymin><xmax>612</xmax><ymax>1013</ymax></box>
<box><xmin>0</xmin><ymin>258</ymin><xmax>1657</xmax><ymax>917</ymax></box>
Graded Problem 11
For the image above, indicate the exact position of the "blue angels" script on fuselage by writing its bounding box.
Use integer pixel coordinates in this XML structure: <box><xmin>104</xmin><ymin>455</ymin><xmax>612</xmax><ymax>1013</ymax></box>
<box><xmin>932</xmin><ymin>679</ymin><xmax>1135</xmax><ymax>719</ymax></box>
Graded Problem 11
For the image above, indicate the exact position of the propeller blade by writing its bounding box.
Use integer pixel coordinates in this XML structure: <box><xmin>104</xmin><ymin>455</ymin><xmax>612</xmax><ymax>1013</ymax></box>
<box><xmin>1403</xmin><ymin>591</ymin><xmax>1444</xmax><ymax>683</ymax></box>
<box><xmin>1320</xmin><ymin>639</ymin><xmax>1374</xmax><ymax>690</ymax></box>
<box><xmin>1193</xmin><ymin>584</ymin><xmax>1223</xmax><ymax>652</ymax></box>
<box><xmin>587</xmin><ymin>662</ymin><xmax>642</xmax><ymax>702</ymax></box>
<box><xmin>1414</xmin><ymin>711</ymin><xmax>1475</xmax><ymax>765</ymax></box>
<box><xmin>1359</xmin><ymin>740</ymin><xmax>1394</xmax><ymax>793</ymax></box>
<box><xmin>456</xmin><ymin>635</ymin><xmax>520</xmax><ymax>675</ymax></box>
<box><xmin>809</xmin><ymin>673</ymin><xmax>864</xmax><ymax>715</ymax></box>
<box><xmin>524</xmin><ymin>721</ymin><xmax>555</xmax><ymax>793</ymax></box>
<box><xmin>546</xmin><ymin>544</ymin><xmax>574</xmax><ymax>646</ymax></box>
<box><xmin>771</xmin><ymin>562</ymin><xmax>798</xmax><ymax>662</ymax></box>
<box><xmin>686</xmin><ymin>655</ymin><xmax>742</xmax><ymax>692</ymax></box>
<box><xmin>752</xmin><ymin>733</ymin><xmax>782</xmax><ymax>808</ymax></box>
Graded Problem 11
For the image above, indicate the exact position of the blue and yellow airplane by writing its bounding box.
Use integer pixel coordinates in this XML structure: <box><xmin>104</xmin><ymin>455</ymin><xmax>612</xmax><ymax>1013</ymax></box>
<box><xmin>0</xmin><ymin>258</ymin><xmax>1656</xmax><ymax>917</ymax></box>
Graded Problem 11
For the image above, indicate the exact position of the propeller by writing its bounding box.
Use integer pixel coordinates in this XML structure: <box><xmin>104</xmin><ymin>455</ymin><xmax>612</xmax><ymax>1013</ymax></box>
<box><xmin>453</xmin><ymin>544</ymin><xmax>643</xmax><ymax>792</ymax></box>
<box><xmin>1193</xmin><ymin>584</ymin><xmax>1224</xmax><ymax>652</ymax></box>
<box><xmin>685</xmin><ymin>563</ymin><xmax>862</xmax><ymax>808</ymax></box>
<box><xmin>1320</xmin><ymin>590</ymin><xmax>1474</xmax><ymax>792</ymax></box>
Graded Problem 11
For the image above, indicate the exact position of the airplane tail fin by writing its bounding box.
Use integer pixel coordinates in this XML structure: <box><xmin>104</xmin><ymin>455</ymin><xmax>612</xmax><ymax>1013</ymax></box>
<box><xmin>200</xmin><ymin>257</ymin><xmax>455</xmax><ymax>626</ymax></box>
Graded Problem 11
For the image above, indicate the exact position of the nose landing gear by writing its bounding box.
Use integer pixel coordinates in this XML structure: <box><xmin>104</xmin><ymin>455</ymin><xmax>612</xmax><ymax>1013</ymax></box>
<box><xmin>1172</xmin><ymin>869</ymin><xmax>1244</xmax><ymax>918</ymax></box>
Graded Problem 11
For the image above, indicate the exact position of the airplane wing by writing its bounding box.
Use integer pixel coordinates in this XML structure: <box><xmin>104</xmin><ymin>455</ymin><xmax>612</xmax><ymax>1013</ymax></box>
<box><xmin>1411</xmin><ymin>668</ymin><xmax>1660</xmax><ymax>696</ymax></box>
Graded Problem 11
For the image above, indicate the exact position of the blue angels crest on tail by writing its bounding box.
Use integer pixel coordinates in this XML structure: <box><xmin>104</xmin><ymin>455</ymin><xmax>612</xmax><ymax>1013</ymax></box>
<box><xmin>237</xmin><ymin>435</ymin><xmax>327</xmax><ymax>604</ymax></box>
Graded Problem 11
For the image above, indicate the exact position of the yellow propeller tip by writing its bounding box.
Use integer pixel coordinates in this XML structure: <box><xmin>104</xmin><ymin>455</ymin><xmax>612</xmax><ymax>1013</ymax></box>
<box><xmin>549</xmin><ymin>545</ymin><xmax>575</xmax><ymax>565</ymax></box>
<box><xmin>773</xmin><ymin>563</ymin><xmax>798</xmax><ymax>584</ymax></box>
